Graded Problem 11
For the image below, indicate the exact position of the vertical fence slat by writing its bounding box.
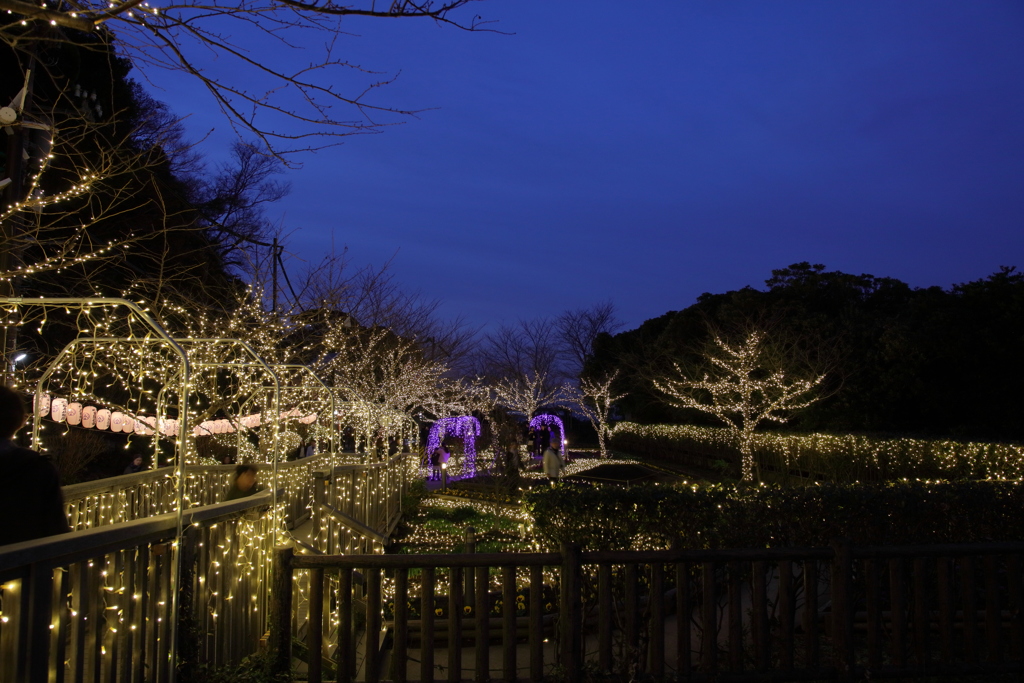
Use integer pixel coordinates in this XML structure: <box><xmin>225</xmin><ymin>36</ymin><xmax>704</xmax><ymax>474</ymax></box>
<box><xmin>803</xmin><ymin>559</ymin><xmax>819</xmax><ymax>671</ymax></box>
<box><xmin>985</xmin><ymin>555</ymin><xmax>1000</xmax><ymax>663</ymax></box>
<box><xmin>1008</xmin><ymin>555</ymin><xmax>1023</xmax><ymax>662</ymax></box>
<box><xmin>270</xmin><ymin>547</ymin><xmax>294</xmax><ymax>679</ymax></box>
<box><xmin>26</xmin><ymin>562</ymin><xmax>54</xmax><ymax>683</ymax></box>
<box><xmin>752</xmin><ymin>560</ymin><xmax>768</xmax><ymax>671</ymax></box>
<box><xmin>936</xmin><ymin>556</ymin><xmax>953</xmax><ymax>666</ymax></box>
<box><xmin>866</xmin><ymin>558</ymin><xmax>882</xmax><ymax>671</ymax></box>
<box><xmin>528</xmin><ymin>565</ymin><xmax>543</xmax><ymax>682</ymax></box>
<box><xmin>54</xmin><ymin>567</ymin><xmax>70</xmax><ymax>683</ymax></box>
<box><xmin>676</xmin><ymin>561</ymin><xmax>692</xmax><ymax>678</ymax></box>
<box><xmin>420</xmin><ymin>567</ymin><xmax>435</xmax><ymax>683</ymax></box>
<box><xmin>598</xmin><ymin>563</ymin><xmax>612</xmax><ymax>674</ymax></box>
<box><xmin>962</xmin><ymin>556</ymin><xmax>977</xmax><ymax>663</ymax></box>
<box><xmin>779</xmin><ymin>558</ymin><xmax>794</xmax><ymax>672</ymax></box>
<box><xmin>912</xmin><ymin>557</ymin><xmax>929</xmax><ymax>671</ymax></box>
<box><xmin>727</xmin><ymin>561</ymin><xmax>742</xmax><ymax>672</ymax></box>
<box><xmin>394</xmin><ymin>568</ymin><xmax>408</xmax><ymax>683</ymax></box>
<box><xmin>560</xmin><ymin>543</ymin><xmax>582</xmax><ymax>682</ymax></box>
<box><xmin>308</xmin><ymin>568</ymin><xmax>324</xmax><ymax>683</ymax></box>
<box><xmin>625</xmin><ymin>562</ymin><xmax>639</xmax><ymax>663</ymax></box>
<box><xmin>651</xmin><ymin>562</ymin><xmax>665</xmax><ymax>678</ymax></box>
<box><xmin>830</xmin><ymin>540</ymin><xmax>853</xmax><ymax>683</ymax></box>
<box><xmin>889</xmin><ymin>556</ymin><xmax>906</xmax><ymax>669</ymax></box>
<box><xmin>365</xmin><ymin>567</ymin><xmax>381</xmax><ymax>683</ymax></box>
<box><xmin>134</xmin><ymin>546</ymin><xmax>150</xmax><ymax>683</ymax></box>
<box><xmin>475</xmin><ymin>565</ymin><xmax>489</xmax><ymax>683</ymax></box>
<box><xmin>448</xmin><ymin>566</ymin><xmax>463</xmax><ymax>683</ymax></box>
<box><xmin>701</xmin><ymin>561</ymin><xmax>716</xmax><ymax>674</ymax></box>
<box><xmin>338</xmin><ymin>566</ymin><xmax>353</xmax><ymax>683</ymax></box>
<box><xmin>502</xmin><ymin>565</ymin><xmax>516</xmax><ymax>683</ymax></box>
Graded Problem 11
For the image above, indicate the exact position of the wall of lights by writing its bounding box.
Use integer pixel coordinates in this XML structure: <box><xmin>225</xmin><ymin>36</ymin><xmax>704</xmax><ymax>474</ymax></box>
<box><xmin>610</xmin><ymin>422</ymin><xmax>1024</xmax><ymax>481</ymax></box>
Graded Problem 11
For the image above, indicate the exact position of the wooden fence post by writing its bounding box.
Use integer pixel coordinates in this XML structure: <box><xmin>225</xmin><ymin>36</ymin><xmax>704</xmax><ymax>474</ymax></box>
<box><xmin>269</xmin><ymin>546</ymin><xmax>294</xmax><ymax>677</ymax></box>
<box><xmin>465</xmin><ymin>527</ymin><xmax>476</xmax><ymax>604</ymax></box>
<box><xmin>559</xmin><ymin>543</ymin><xmax>582</xmax><ymax>680</ymax></box>
<box><xmin>830</xmin><ymin>539</ymin><xmax>854</xmax><ymax>682</ymax></box>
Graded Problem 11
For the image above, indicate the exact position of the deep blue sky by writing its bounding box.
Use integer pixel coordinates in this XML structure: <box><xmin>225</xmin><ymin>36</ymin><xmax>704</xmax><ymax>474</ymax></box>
<box><xmin>155</xmin><ymin>1</ymin><xmax>1024</xmax><ymax>332</ymax></box>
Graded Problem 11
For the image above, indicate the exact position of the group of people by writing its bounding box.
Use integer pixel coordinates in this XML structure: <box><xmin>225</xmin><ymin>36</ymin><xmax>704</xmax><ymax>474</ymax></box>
<box><xmin>427</xmin><ymin>445</ymin><xmax>451</xmax><ymax>480</ymax></box>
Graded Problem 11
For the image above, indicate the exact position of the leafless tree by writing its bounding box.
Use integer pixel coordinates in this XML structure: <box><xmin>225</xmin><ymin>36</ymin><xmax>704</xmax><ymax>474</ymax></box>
<box><xmin>477</xmin><ymin>317</ymin><xmax>563</xmax><ymax>382</ymax></box>
<box><xmin>493</xmin><ymin>371</ymin><xmax>562</xmax><ymax>423</ymax></box>
<box><xmin>562</xmin><ymin>370</ymin><xmax>627</xmax><ymax>459</ymax></box>
<box><xmin>1</xmin><ymin>0</ymin><xmax>496</xmax><ymax>159</ymax></box>
<box><xmin>555</xmin><ymin>300</ymin><xmax>622</xmax><ymax>377</ymax></box>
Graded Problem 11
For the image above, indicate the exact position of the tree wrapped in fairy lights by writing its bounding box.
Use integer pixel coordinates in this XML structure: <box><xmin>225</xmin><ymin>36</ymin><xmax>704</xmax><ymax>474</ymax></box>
<box><xmin>563</xmin><ymin>371</ymin><xmax>627</xmax><ymax>459</ymax></box>
<box><xmin>652</xmin><ymin>330</ymin><xmax>825</xmax><ymax>481</ymax></box>
<box><xmin>494</xmin><ymin>371</ymin><xmax>562</xmax><ymax>423</ymax></box>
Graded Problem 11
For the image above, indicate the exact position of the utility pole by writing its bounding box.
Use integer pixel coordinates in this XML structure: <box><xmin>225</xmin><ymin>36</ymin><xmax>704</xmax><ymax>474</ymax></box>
<box><xmin>271</xmin><ymin>236</ymin><xmax>278</xmax><ymax>313</ymax></box>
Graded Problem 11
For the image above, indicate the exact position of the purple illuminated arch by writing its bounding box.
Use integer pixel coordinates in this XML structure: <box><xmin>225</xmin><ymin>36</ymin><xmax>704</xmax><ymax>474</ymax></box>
<box><xmin>529</xmin><ymin>414</ymin><xmax>566</xmax><ymax>458</ymax></box>
<box><xmin>426</xmin><ymin>416</ymin><xmax>481</xmax><ymax>471</ymax></box>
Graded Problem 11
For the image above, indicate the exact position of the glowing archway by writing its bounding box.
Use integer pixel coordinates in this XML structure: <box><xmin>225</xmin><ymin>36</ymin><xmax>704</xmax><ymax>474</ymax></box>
<box><xmin>530</xmin><ymin>413</ymin><xmax>566</xmax><ymax>458</ymax></box>
<box><xmin>426</xmin><ymin>416</ymin><xmax>481</xmax><ymax>474</ymax></box>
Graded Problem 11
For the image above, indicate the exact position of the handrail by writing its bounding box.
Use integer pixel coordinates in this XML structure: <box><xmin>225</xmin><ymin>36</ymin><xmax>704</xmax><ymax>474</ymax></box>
<box><xmin>318</xmin><ymin>502</ymin><xmax>390</xmax><ymax>546</ymax></box>
<box><xmin>61</xmin><ymin>466</ymin><xmax>176</xmax><ymax>498</ymax></box>
<box><xmin>0</xmin><ymin>491</ymin><xmax>273</xmax><ymax>576</ymax></box>
<box><xmin>288</xmin><ymin>540</ymin><xmax>1024</xmax><ymax>571</ymax></box>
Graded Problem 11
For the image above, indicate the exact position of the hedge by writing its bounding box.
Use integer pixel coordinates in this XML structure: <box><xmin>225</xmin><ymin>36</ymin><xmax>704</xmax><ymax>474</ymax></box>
<box><xmin>608</xmin><ymin>422</ymin><xmax>1024</xmax><ymax>482</ymax></box>
<box><xmin>524</xmin><ymin>479</ymin><xmax>1024</xmax><ymax>551</ymax></box>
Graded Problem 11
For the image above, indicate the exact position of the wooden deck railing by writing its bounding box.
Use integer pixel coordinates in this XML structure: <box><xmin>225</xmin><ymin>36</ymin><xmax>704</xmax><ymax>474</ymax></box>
<box><xmin>272</xmin><ymin>540</ymin><xmax>1024</xmax><ymax>682</ymax></box>
<box><xmin>0</xmin><ymin>452</ymin><xmax>411</xmax><ymax>682</ymax></box>
<box><xmin>60</xmin><ymin>454</ymin><xmax>338</xmax><ymax>531</ymax></box>
<box><xmin>0</xmin><ymin>493</ymin><xmax>275</xmax><ymax>683</ymax></box>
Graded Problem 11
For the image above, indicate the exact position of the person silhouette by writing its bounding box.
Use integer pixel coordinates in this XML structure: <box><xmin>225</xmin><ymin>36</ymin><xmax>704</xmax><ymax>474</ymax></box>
<box><xmin>0</xmin><ymin>387</ymin><xmax>71</xmax><ymax>545</ymax></box>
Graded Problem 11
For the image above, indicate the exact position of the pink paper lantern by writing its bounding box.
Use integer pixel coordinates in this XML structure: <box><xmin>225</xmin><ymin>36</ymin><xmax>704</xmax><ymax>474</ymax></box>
<box><xmin>95</xmin><ymin>409</ymin><xmax>111</xmax><ymax>430</ymax></box>
<box><xmin>66</xmin><ymin>402</ymin><xmax>82</xmax><ymax>426</ymax></box>
<box><xmin>111</xmin><ymin>411</ymin><xmax>125</xmax><ymax>432</ymax></box>
<box><xmin>82</xmin><ymin>406</ymin><xmax>97</xmax><ymax>429</ymax></box>
<box><xmin>34</xmin><ymin>393</ymin><xmax>50</xmax><ymax>417</ymax></box>
<box><xmin>50</xmin><ymin>398</ymin><xmax>68</xmax><ymax>423</ymax></box>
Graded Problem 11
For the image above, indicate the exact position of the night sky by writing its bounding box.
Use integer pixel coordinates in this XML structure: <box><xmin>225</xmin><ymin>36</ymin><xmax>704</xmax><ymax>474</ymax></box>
<box><xmin>156</xmin><ymin>1</ymin><xmax>1024</xmax><ymax>332</ymax></box>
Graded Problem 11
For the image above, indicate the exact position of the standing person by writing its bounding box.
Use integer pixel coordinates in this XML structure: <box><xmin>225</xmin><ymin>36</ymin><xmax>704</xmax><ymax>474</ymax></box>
<box><xmin>429</xmin><ymin>446</ymin><xmax>442</xmax><ymax>481</ymax></box>
<box><xmin>542</xmin><ymin>443</ymin><xmax>563</xmax><ymax>486</ymax></box>
<box><xmin>123</xmin><ymin>455</ymin><xmax>145</xmax><ymax>474</ymax></box>
<box><xmin>224</xmin><ymin>464</ymin><xmax>262</xmax><ymax>501</ymax></box>
<box><xmin>0</xmin><ymin>386</ymin><xmax>71</xmax><ymax>545</ymax></box>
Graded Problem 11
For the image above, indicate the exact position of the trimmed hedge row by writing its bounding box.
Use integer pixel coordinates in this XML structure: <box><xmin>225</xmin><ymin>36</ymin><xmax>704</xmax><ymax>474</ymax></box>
<box><xmin>524</xmin><ymin>479</ymin><xmax>1024</xmax><ymax>551</ymax></box>
<box><xmin>608</xmin><ymin>422</ymin><xmax>1024</xmax><ymax>482</ymax></box>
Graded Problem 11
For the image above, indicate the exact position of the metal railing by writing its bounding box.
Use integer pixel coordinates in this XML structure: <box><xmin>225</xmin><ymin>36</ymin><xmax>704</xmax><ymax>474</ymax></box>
<box><xmin>272</xmin><ymin>540</ymin><xmax>1024</xmax><ymax>682</ymax></box>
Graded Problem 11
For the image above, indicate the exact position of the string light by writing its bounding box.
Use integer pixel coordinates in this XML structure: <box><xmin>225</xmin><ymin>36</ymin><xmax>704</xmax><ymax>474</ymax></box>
<box><xmin>611</xmin><ymin>422</ymin><xmax>1024</xmax><ymax>481</ymax></box>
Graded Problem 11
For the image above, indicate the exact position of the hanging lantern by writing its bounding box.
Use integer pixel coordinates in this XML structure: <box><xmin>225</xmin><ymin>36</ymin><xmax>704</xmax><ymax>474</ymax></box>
<box><xmin>51</xmin><ymin>398</ymin><xmax>68</xmax><ymax>423</ymax></box>
<box><xmin>82</xmin><ymin>406</ymin><xmax>97</xmax><ymax>429</ymax></box>
<box><xmin>34</xmin><ymin>393</ymin><xmax>51</xmax><ymax>417</ymax></box>
<box><xmin>111</xmin><ymin>411</ymin><xmax>125</xmax><ymax>432</ymax></box>
<box><xmin>95</xmin><ymin>409</ymin><xmax>111</xmax><ymax>430</ymax></box>
<box><xmin>161</xmin><ymin>418</ymin><xmax>179</xmax><ymax>437</ymax></box>
<box><xmin>66</xmin><ymin>402</ymin><xmax>82</xmax><ymax>426</ymax></box>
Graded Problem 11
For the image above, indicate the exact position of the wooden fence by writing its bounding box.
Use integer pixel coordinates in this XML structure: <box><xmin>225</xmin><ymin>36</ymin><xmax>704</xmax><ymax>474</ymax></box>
<box><xmin>311</xmin><ymin>453</ymin><xmax>412</xmax><ymax>556</ymax></box>
<box><xmin>0</xmin><ymin>453</ymin><xmax>411</xmax><ymax>682</ymax></box>
<box><xmin>60</xmin><ymin>453</ymin><xmax>376</xmax><ymax>533</ymax></box>
<box><xmin>273</xmin><ymin>540</ymin><xmax>1024</xmax><ymax>682</ymax></box>
<box><xmin>0</xmin><ymin>493</ymin><xmax>274</xmax><ymax>683</ymax></box>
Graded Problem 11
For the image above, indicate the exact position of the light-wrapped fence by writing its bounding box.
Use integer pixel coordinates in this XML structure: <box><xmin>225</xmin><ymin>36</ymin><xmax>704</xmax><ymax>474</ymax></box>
<box><xmin>273</xmin><ymin>541</ymin><xmax>1024</xmax><ymax>682</ymax></box>
<box><xmin>610</xmin><ymin>422</ymin><xmax>1024</xmax><ymax>481</ymax></box>
<box><xmin>311</xmin><ymin>452</ymin><xmax>412</xmax><ymax>556</ymax></box>
<box><xmin>0</xmin><ymin>492</ymin><xmax>275</xmax><ymax>683</ymax></box>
